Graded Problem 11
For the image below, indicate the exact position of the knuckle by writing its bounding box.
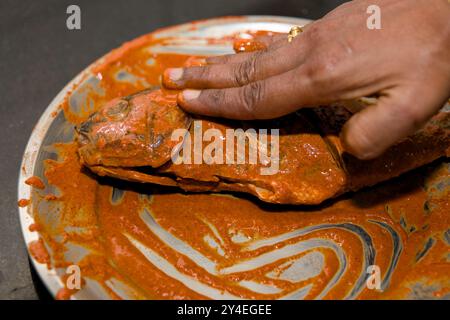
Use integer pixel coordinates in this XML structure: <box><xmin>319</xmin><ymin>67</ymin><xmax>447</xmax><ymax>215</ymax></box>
<box><xmin>206</xmin><ymin>89</ymin><xmax>226</xmax><ymax>107</ymax></box>
<box><xmin>233</xmin><ymin>52</ymin><xmax>262</xmax><ymax>86</ymax></box>
<box><xmin>305</xmin><ymin>48</ymin><xmax>346</xmax><ymax>94</ymax></box>
<box><xmin>184</xmin><ymin>66</ymin><xmax>212</xmax><ymax>84</ymax></box>
<box><xmin>317</xmin><ymin>54</ymin><xmax>339</xmax><ymax>77</ymax></box>
<box><xmin>304</xmin><ymin>24</ymin><xmax>325</xmax><ymax>43</ymax></box>
<box><xmin>195</xmin><ymin>66</ymin><xmax>212</xmax><ymax>82</ymax></box>
<box><xmin>304</xmin><ymin>60</ymin><xmax>329</xmax><ymax>88</ymax></box>
<box><xmin>239</xmin><ymin>81</ymin><xmax>265</xmax><ymax>117</ymax></box>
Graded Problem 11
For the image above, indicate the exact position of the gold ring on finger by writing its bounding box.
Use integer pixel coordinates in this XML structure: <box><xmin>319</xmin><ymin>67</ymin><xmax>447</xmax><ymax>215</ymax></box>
<box><xmin>288</xmin><ymin>25</ymin><xmax>303</xmax><ymax>43</ymax></box>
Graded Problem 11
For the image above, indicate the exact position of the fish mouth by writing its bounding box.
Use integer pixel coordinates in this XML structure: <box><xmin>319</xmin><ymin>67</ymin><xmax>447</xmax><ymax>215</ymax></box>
<box><xmin>75</xmin><ymin>120</ymin><xmax>99</xmax><ymax>167</ymax></box>
<box><xmin>75</xmin><ymin>119</ymin><xmax>93</xmax><ymax>145</ymax></box>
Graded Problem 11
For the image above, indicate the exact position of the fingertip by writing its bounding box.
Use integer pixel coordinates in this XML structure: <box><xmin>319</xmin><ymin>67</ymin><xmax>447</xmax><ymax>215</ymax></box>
<box><xmin>162</xmin><ymin>68</ymin><xmax>184</xmax><ymax>89</ymax></box>
<box><xmin>177</xmin><ymin>90</ymin><xmax>201</xmax><ymax>112</ymax></box>
<box><xmin>340</xmin><ymin>115</ymin><xmax>382</xmax><ymax>160</ymax></box>
<box><xmin>182</xmin><ymin>89</ymin><xmax>201</xmax><ymax>101</ymax></box>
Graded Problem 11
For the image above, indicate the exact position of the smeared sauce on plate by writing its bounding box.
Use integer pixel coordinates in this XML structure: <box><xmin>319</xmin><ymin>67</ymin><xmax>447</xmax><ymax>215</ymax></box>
<box><xmin>25</xmin><ymin>176</ymin><xmax>45</xmax><ymax>189</ymax></box>
<box><xmin>18</xmin><ymin>199</ymin><xmax>30</xmax><ymax>207</ymax></box>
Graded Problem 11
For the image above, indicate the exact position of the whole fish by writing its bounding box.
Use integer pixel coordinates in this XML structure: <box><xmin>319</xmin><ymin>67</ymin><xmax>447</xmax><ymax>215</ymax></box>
<box><xmin>77</xmin><ymin>89</ymin><xmax>449</xmax><ymax>205</ymax></box>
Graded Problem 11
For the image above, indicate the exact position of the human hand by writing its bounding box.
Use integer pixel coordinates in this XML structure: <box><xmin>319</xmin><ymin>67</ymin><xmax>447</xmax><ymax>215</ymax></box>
<box><xmin>163</xmin><ymin>0</ymin><xmax>450</xmax><ymax>160</ymax></box>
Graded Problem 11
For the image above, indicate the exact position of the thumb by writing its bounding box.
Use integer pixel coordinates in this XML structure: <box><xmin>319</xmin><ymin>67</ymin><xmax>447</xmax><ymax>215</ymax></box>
<box><xmin>340</xmin><ymin>87</ymin><xmax>443</xmax><ymax>160</ymax></box>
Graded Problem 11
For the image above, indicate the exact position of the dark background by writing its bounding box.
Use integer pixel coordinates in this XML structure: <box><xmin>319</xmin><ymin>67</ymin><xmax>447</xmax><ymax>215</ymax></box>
<box><xmin>0</xmin><ymin>0</ymin><xmax>346</xmax><ymax>299</ymax></box>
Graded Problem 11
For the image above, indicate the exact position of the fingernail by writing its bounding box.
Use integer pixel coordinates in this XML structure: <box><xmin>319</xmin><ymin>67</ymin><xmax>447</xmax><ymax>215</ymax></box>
<box><xmin>166</xmin><ymin>68</ymin><xmax>184</xmax><ymax>81</ymax></box>
<box><xmin>182</xmin><ymin>89</ymin><xmax>201</xmax><ymax>101</ymax></box>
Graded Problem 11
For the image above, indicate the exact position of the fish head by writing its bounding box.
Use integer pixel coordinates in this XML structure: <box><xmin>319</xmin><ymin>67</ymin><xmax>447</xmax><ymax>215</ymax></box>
<box><xmin>76</xmin><ymin>89</ymin><xmax>192</xmax><ymax>168</ymax></box>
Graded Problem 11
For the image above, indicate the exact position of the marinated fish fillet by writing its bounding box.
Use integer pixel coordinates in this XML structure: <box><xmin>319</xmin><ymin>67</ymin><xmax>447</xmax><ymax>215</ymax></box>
<box><xmin>76</xmin><ymin>89</ymin><xmax>449</xmax><ymax>205</ymax></box>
